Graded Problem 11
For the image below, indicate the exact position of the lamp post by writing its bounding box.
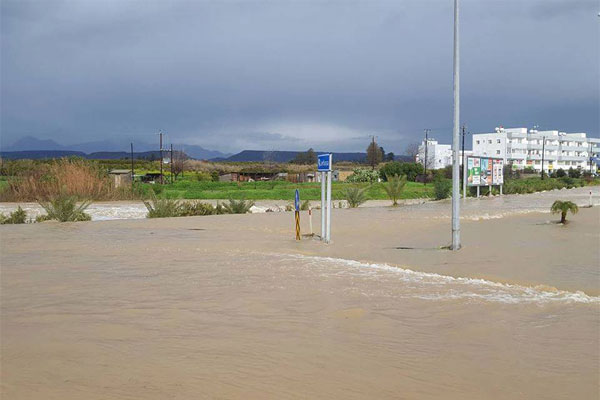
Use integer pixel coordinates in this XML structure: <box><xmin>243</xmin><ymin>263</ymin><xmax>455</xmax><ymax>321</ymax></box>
<box><xmin>451</xmin><ymin>0</ymin><xmax>461</xmax><ymax>250</ymax></box>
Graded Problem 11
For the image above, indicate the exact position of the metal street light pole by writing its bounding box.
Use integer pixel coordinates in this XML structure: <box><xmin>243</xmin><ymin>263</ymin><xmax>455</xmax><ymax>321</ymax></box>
<box><xmin>451</xmin><ymin>0</ymin><xmax>461</xmax><ymax>250</ymax></box>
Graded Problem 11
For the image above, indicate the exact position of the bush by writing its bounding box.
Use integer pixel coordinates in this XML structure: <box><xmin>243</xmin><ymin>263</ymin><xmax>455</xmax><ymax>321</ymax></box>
<box><xmin>342</xmin><ymin>186</ymin><xmax>368</xmax><ymax>208</ymax></box>
<box><xmin>195</xmin><ymin>172</ymin><xmax>212</xmax><ymax>181</ymax></box>
<box><xmin>0</xmin><ymin>158</ymin><xmax>132</xmax><ymax>201</ymax></box>
<box><xmin>346</xmin><ymin>168</ymin><xmax>380</xmax><ymax>183</ymax></box>
<box><xmin>38</xmin><ymin>194</ymin><xmax>92</xmax><ymax>222</ymax></box>
<box><xmin>179</xmin><ymin>201</ymin><xmax>216</xmax><ymax>216</ymax></box>
<box><xmin>551</xmin><ymin>200</ymin><xmax>578</xmax><ymax>223</ymax></box>
<box><xmin>379</xmin><ymin>162</ymin><xmax>423</xmax><ymax>182</ymax></box>
<box><xmin>144</xmin><ymin>193</ymin><xmax>183</xmax><ymax>218</ymax></box>
<box><xmin>220</xmin><ymin>198</ymin><xmax>255</xmax><ymax>214</ymax></box>
<box><xmin>211</xmin><ymin>171</ymin><xmax>220</xmax><ymax>182</ymax></box>
<box><xmin>382</xmin><ymin>174</ymin><xmax>407</xmax><ymax>206</ymax></box>
<box><xmin>0</xmin><ymin>206</ymin><xmax>28</xmax><ymax>224</ymax></box>
<box><xmin>433</xmin><ymin>178</ymin><xmax>452</xmax><ymax>200</ymax></box>
<box><xmin>554</xmin><ymin>168</ymin><xmax>566</xmax><ymax>178</ymax></box>
<box><xmin>568</xmin><ymin>167</ymin><xmax>581</xmax><ymax>179</ymax></box>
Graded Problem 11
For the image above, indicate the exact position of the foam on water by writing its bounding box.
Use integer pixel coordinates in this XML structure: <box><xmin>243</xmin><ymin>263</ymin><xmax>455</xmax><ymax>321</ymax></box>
<box><xmin>280</xmin><ymin>254</ymin><xmax>599</xmax><ymax>305</ymax></box>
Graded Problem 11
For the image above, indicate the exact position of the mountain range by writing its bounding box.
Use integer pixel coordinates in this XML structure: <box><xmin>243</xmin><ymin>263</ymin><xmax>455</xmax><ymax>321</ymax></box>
<box><xmin>1</xmin><ymin>136</ymin><xmax>230</xmax><ymax>160</ymax></box>
<box><xmin>1</xmin><ymin>136</ymin><xmax>411</xmax><ymax>163</ymax></box>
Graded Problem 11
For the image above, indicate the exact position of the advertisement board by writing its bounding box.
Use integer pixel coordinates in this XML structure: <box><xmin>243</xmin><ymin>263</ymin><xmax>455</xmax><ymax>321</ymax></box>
<box><xmin>468</xmin><ymin>157</ymin><xmax>503</xmax><ymax>186</ymax></box>
<box><xmin>467</xmin><ymin>157</ymin><xmax>480</xmax><ymax>186</ymax></box>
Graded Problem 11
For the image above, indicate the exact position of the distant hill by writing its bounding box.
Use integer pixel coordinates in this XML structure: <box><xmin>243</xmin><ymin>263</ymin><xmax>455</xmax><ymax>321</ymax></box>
<box><xmin>1</xmin><ymin>136</ymin><xmax>230</xmax><ymax>160</ymax></box>
<box><xmin>0</xmin><ymin>150</ymin><xmax>87</xmax><ymax>159</ymax></box>
<box><xmin>221</xmin><ymin>150</ymin><xmax>367</xmax><ymax>163</ymax></box>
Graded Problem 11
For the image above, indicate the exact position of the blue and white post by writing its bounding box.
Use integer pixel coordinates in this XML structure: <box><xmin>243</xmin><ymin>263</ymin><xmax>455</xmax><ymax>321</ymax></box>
<box><xmin>318</xmin><ymin>153</ymin><xmax>333</xmax><ymax>243</ymax></box>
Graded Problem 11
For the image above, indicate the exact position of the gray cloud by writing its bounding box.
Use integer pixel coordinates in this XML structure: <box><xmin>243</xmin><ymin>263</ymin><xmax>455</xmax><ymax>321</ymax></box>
<box><xmin>1</xmin><ymin>0</ymin><xmax>598</xmax><ymax>153</ymax></box>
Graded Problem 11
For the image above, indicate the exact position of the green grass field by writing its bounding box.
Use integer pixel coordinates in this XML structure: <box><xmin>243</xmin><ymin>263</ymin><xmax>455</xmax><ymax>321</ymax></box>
<box><xmin>147</xmin><ymin>179</ymin><xmax>434</xmax><ymax>201</ymax></box>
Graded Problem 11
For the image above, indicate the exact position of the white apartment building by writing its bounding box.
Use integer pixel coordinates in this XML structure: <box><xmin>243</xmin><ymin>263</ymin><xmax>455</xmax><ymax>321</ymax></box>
<box><xmin>472</xmin><ymin>127</ymin><xmax>600</xmax><ymax>173</ymax></box>
<box><xmin>417</xmin><ymin>139</ymin><xmax>452</xmax><ymax>170</ymax></box>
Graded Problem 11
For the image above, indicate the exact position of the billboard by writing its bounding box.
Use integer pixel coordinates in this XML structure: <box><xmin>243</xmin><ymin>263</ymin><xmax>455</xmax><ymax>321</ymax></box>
<box><xmin>468</xmin><ymin>157</ymin><xmax>503</xmax><ymax>186</ymax></box>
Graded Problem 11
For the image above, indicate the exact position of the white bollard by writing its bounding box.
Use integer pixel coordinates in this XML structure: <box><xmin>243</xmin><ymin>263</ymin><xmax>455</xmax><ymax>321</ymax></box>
<box><xmin>308</xmin><ymin>206</ymin><xmax>313</xmax><ymax>236</ymax></box>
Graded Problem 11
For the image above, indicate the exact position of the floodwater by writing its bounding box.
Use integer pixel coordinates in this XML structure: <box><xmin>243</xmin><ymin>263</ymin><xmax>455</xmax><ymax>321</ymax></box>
<box><xmin>1</xmin><ymin>187</ymin><xmax>599</xmax><ymax>399</ymax></box>
<box><xmin>2</xmin><ymin>238</ymin><xmax>598</xmax><ymax>398</ymax></box>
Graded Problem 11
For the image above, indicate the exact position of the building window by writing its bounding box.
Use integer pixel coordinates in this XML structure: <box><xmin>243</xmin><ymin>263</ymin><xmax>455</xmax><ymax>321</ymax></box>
<box><xmin>476</xmin><ymin>140</ymin><xmax>480</xmax><ymax>145</ymax></box>
<box><xmin>496</xmin><ymin>150</ymin><xmax>501</xmax><ymax>155</ymax></box>
<box><xmin>497</xmin><ymin>139</ymin><xmax>501</xmax><ymax>144</ymax></box>
<box><xmin>488</xmin><ymin>140</ymin><xmax>492</xmax><ymax>144</ymax></box>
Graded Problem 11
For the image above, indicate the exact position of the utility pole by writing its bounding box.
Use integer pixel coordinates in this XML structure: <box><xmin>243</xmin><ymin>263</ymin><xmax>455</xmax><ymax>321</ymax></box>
<box><xmin>461</xmin><ymin>125</ymin><xmax>466</xmax><ymax>198</ymax></box>
<box><xmin>170</xmin><ymin>144</ymin><xmax>174</xmax><ymax>183</ymax></box>
<box><xmin>423</xmin><ymin>129</ymin><xmax>430</xmax><ymax>185</ymax></box>
<box><xmin>451</xmin><ymin>0</ymin><xmax>461</xmax><ymax>250</ymax></box>
<box><xmin>541</xmin><ymin>135</ymin><xmax>546</xmax><ymax>180</ymax></box>
<box><xmin>159</xmin><ymin>131</ymin><xmax>164</xmax><ymax>184</ymax></box>
<box><xmin>130</xmin><ymin>142</ymin><xmax>134</xmax><ymax>198</ymax></box>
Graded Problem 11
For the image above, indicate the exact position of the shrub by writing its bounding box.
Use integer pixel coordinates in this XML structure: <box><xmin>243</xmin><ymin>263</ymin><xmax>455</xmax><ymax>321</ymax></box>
<box><xmin>383</xmin><ymin>174</ymin><xmax>407</xmax><ymax>206</ymax></box>
<box><xmin>144</xmin><ymin>193</ymin><xmax>183</xmax><ymax>218</ymax></box>
<box><xmin>211</xmin><ymin>171</ymin><xmax>220</xmax><ymax>182</ymax></box>
<box><xmin>179</xmin><ymin>201</ymin><xmax>216</xmax><ymax>216</ymax></box>
<box><xmin>38</xmin><ymin>194</ymin><xmax>92</xmax><ymax>222</ymax></box>
<box><xmin>551</xmin><ymin>200</ymin><xmax>578</xmax><ymax>223</ymax></box>
<box><xmin>568</xmin><ymin>167</ymin><xmax>581</xmax><ymax>179</ymax></box>
<box><xmin>0</xmin><ymin>207</ymin><xmax>28</xmax><ymax>224</ymax></box>
<box><xmin>379</xmin><ymin>162</ymin><xmax>423</xmax><ymax>182</ymax></box>
<box><xmin>554</xmin><ymin>168</ymin><xmax>566</xmax><ymax>178</ymax></box>
<box><xmin>346</xmin><ymin>168</ymin><xmax>380</xmax><ymax>183</ymax></box>
<box><xmin>220</xmin><ymin>198</ymin><xmax>255</xmax><ymax>214</ymax></box>
<box><xmin>433</xmin><ymin>178</ymin><xmax>452</xmax><ymax>200</ymax></box>
<box><xmin>195</xmin><ymin>171</ymin><xmax>212</xmax><ymax>181</ymax></box>
<box><xmin>342</xmin><ymin>186</ymin><xmax>367</xmax><ymax>208</ymax></box>
<box><xmin>0</xmin><ymin>158</ymin><xmax>131</xmax><ymax>201</ymax></box>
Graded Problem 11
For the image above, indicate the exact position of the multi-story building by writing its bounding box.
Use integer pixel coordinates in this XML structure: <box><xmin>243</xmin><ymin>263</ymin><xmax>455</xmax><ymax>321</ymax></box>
<box><xmin>472</xmin><ymin>127</ymin><xmax>600</xmax><ymax>173</ymax></box>
<box><xmin>416</xmin><ymin>139</ymin><xmax>452</xmax><ymax>170</ymax></box>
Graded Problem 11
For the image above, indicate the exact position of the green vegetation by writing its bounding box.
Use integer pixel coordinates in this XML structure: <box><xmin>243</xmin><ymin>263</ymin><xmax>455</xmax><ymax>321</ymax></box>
<box><xmin>144</xmin><ymin>193</ymin><xmax>184</xmax><ymax>218</ymax></box>
<box><xmin>379</xmin><ymin>162</ymin><xmax>424</xmax><ymax>182</ymax></box>
<box><xmin>142</xmin><ymin>179</ymin><xmax>433</xmax><ymax>201</ymax></box>
<box><xmin>382</xmin><ymin>174</ymin><xmax>407</xmax><ymax>206</ymax></box>
<box><xmin>0</xmin><ymin>206</ymin><xmax>27</xmax><ymax>224</ymax></box>
<box><xmin>551</xmin><ymin>200</ymin><xmax>579</xmax><ymax>224</ymax></box>
<box><xmin>343</xmin><ymin>186</ymin><xmax>367</xmax><ymax>208</ymax></box>
<box><xmin>433</xmin><ymin>178</ymin><xmax>452</xmax><ymax>200</ymax></box>
<box><xmin>220</xmin><ymin>198</ymin><xmax>255</xmax><ymax>214</ymax></box>
<box><xmin>38</xmin><ymin>195</ymin><xmax>92</xmax><ymax>222</ymax></box>
<box><xmin>346</xmin><ymin>168</ymin><xmax>380</xmax><ymax>183</ymax></box>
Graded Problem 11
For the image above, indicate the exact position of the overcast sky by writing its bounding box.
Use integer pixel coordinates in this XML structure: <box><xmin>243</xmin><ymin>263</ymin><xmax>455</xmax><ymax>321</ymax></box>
<box><xmin>1</xmin><ymin>0</ymin><xmax>598</xmax><ymax>153</ymax></box>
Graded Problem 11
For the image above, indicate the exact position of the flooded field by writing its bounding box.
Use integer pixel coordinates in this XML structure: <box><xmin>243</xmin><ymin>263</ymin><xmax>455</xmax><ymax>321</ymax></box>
<box><xmin>1</xmin><ymin>187</ymin><xmax>598</xmax><ymax>399</ymax></box>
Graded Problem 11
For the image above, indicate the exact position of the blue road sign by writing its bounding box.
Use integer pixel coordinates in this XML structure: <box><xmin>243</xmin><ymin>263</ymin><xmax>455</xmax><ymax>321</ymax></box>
<box><xmin>317</xmin><ymin>153</ymin><xmax>332</xmax><ymax>172</ymax></box>
<box><xmin>294</xmin><ymin>189</ymin><xmax>300</xmax><ymax>211</ymax></box>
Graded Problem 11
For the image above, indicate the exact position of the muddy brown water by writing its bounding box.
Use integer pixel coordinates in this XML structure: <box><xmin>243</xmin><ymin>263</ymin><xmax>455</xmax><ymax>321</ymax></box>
<box><xmin>1</xmin><ymin>194</ymin><xmax>599</xmax><ymax>399</ymax></box>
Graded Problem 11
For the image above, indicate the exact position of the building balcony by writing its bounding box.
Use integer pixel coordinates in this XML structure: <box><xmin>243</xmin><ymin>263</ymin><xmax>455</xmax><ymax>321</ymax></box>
<box><xmin>559</xmin><ymin>156</ymin><xmax>586</xmax><ymax>162</ymax></box>
<box><xmin>560</xmin><ymin>145</ymin><xmax>587</xmax><ymax>151</ymax></box>
<box><xmin>527</xmin><ymin>144</ymin><xmax>543</xmax><ymax>150</ymax></box>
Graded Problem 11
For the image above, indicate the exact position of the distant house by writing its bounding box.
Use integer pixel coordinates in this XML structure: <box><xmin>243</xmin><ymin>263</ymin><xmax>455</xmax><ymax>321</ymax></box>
<box><xmin>108</xmin><ymin>169</ymin><xmax>132</xmax><ymax>188</ymax></box>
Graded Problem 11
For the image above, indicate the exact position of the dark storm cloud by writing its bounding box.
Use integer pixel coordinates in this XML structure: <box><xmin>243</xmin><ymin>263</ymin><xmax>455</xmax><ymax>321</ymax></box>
<box><xmin>1</xmin><ymin>0</ymin><xmax>598</xmax><ymax>153</ymax></box>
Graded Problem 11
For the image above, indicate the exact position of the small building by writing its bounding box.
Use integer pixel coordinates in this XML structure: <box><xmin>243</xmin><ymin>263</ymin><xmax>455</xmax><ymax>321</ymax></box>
<box><xmin>108</xmin><ymin>169</ymin><xmax>132</xmax><ymax>188</ymax></box>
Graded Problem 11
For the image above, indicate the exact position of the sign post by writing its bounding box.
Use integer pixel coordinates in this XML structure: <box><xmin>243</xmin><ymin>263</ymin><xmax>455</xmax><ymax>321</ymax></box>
<box><xmin>317</xmin><ymin>153</ymin><xmax>333</xmax><ymax>243</ymax></box>
<box><xmin>294</xmin><ymin>189</ymin><xmax>301</xmax><ymax>240</ymax></box>
<box><xmin>467</xmin><ymin>156</ymin><xmax>504</xmax><ymax>198</ymax></box>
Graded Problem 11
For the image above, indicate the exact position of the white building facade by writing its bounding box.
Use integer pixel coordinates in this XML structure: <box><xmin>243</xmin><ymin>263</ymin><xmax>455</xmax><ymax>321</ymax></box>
<box><xmin>472</xmin><ymin>127</ymin><xmax>600</xmax><ymax>173</ymax></box>
<box><xmin>416</xmin><ymin>139</ymin><xmax>452</xmax><ymax>170</ymax></box>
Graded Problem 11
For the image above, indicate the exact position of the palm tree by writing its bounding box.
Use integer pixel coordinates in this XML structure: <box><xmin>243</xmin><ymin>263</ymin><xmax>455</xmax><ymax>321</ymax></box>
<box><xmin>551</xmin><ymin>200</ymin><xmax>578</xmax><ymax>224</ymax></box>
<box><xmin>343</xmin><ymin>186</ymin><xmax>368</xmax><ymax>208</ymax></box>
<box><xmin>383</xmin><ymin>174</ymin><xmax>407</xmax><ymax>206</ymax></box>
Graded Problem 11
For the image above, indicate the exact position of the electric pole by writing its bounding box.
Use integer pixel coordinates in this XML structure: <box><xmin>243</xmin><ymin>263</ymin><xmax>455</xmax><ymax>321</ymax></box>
<box><xmin>159</xmin><ymin>131</ymin><xmax>164</xmax><ymax>184</ymax></box>
<box><xmin>541</xmin><ymin>136</ymin><xmax>546</xmax><ymax>180</ymax></box>
<box><xmin>451</xmin><ymin>0</ymin><xmax>461</xmax><ymax>250</ymax></box>
<box><xmin>170</xmin><ymin>144</ymin><xmax>174</xmax><ymax>183</ymax></box>
<box><xmin>423</xmin><ymin>129</ymin><xmax>430</xmax><ymax>184</ymax></box>
<box><xmin>461</xmin><ymin>125</ymin><xmax>466</xmax><ymax>198</ymax></box>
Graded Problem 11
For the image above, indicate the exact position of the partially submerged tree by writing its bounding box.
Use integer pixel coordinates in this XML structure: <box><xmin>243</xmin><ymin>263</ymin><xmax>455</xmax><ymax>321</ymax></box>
<box><xmin>551</xmin><ymin>200</ymin><xmax>578</xmax><ymax>224</ymax></box>
<box><xmin>38</xmin><ymin>194</ymin><xmax>92</xmax><ymax>222</ymax></box>
<box><xmin>343</xmin><ymin>186</ymin><xmax>368</xmax><ymax>208</ymax></box>
<box><xmin>383</xmin><ymin>174</ymin><xmax>407</xmax><ymax>206</ymax></box>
